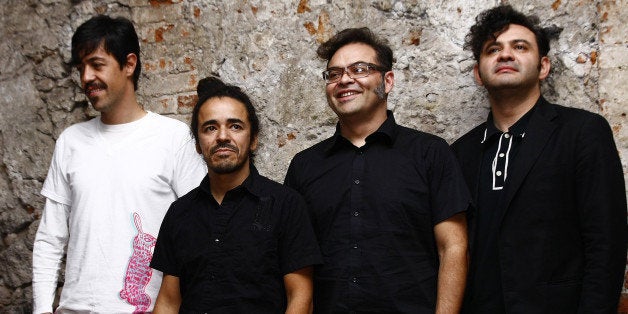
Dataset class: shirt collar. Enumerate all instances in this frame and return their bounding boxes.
[481,102,537,144]
[325,110,397,154]
[199,164,263,199]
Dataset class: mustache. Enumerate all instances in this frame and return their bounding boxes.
[210,143,238,154]
[84,82,107,91]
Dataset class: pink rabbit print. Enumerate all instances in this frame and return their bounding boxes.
[120,212,157,313]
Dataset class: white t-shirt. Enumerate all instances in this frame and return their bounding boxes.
[32,112,206,313]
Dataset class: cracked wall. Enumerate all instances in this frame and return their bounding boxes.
[0,0,626,311]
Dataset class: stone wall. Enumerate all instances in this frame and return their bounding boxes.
[0,0,625,312]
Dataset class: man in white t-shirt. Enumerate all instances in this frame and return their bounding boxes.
[32,15,206,313]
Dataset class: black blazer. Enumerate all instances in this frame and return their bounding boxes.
[452,97,627,313]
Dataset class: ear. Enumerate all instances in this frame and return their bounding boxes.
[124,53,138,78]
[538,56,551,81]
[384,70,394,94]
[250,134,259,152]
[473,63,484,86]
[195,141,202,154]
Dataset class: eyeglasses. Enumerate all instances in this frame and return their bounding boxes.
[322,62,388,84]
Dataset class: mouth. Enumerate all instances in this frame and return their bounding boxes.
[84,83,106,98]
[211,144,238,155]
[495,66,517,73]
[335,90,361,101]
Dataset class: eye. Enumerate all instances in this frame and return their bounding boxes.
[349,64,368,74]
[230,124,243,130]
[514,44,527,50]
[325,69,342,81]
[204,125,217,132]
[486,46,501,54]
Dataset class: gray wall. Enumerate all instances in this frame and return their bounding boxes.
[0,0,626,311]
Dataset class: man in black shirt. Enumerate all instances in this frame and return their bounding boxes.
[285,27,471,313]
[452,5,627,313]
[151,77,322,313]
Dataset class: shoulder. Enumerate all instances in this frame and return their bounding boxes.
[547,103,607,124]
[254,174,305,201]
[58,117,99,138]
[146,112,190,131]
[538,102,613,139]
[452,123,486,150]
[395,124,449,146]
[290,136,335,163]
[165,186,203,217]
[54,118,100,149]
[392,125,456,160]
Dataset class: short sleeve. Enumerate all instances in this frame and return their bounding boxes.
[426,138,472,224]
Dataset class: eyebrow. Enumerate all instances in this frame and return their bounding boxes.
[327,61,371,69]
[201,118,246,127]
[487,39,533,47]
[81,56,107,64]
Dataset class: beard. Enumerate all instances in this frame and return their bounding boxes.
[205,143,251,174]
[375,79,387,100]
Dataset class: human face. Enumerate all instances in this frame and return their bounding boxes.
[77,44,136,113]
[325,43,394,119]
[474,24,550,92]
[196,97,258,176]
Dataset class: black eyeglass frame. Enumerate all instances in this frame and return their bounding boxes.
[322,62,389,84]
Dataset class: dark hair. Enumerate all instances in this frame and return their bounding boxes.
[464,5,552,62]
[71,15,141,90]
[317,27,394,71]
[191,77,260,147]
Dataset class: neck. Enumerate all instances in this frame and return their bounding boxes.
[100,91,146,125]
[487,87,540,132]
[208,163,251,204]
[338,107,388,147]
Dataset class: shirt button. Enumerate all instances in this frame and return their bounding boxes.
[214,238,220,243]
[351,277,359,283]
[504,133,511,139]
[354,179,360,185]
[352,243,359,249]
[353,211,360,217]
[496,171,503,176]
[499,153,505,157]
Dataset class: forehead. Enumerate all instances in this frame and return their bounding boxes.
[79,44,116,64]
[328,43,378,67]
[488,24,537,46]
[198,96,249,123]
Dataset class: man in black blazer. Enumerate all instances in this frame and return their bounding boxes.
[452,5,627,313]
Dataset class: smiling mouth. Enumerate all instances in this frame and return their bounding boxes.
[337,91,360,98]
[85,84,106,98]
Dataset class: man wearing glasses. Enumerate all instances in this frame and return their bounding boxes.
[285,27,471,313]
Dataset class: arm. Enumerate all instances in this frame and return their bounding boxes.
[153,274,182,314]
[575,115,627,313]
[284,266,314,314]
[32,198,70,314]
[433,212,468,314]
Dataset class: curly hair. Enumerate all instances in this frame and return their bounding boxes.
[464,5,552,62]
[317,27,394,71]
[191,76,260,149]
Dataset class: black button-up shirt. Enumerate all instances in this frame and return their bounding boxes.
[285,111,470,313]
[469,107,535,313]
[151,166,322,313]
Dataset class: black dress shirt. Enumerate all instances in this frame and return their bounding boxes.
[151,166,322,313]
[285,111,471,313]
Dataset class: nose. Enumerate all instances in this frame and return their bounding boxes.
[216,127,230,142]
[497,46,514,62]
[338,69,355,84]
[81,66,95,85]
